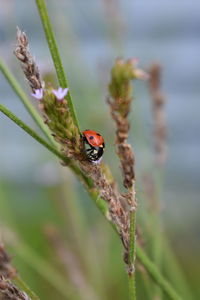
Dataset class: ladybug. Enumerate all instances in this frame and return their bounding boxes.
[82,130,105,163]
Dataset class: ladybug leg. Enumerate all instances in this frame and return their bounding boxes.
[85,145,96,161]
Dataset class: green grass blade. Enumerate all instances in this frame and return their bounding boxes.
[35,0,79,130]
[0,58,55,146]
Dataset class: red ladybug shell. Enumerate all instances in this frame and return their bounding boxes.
[82,130,104,148]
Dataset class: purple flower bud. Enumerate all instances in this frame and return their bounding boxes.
[31,89,43,100]
[52,87,69,101]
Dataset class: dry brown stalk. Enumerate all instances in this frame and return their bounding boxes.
[0,244,30,300]
[14,27,43,91]
[0,244,17,279]
[79,162,130,250]
[108,107,136,263]
[107,58,149,270]
[0,276,31,300]
[109,107,135,191]
[108,59,138,200]
[149,63,167,167]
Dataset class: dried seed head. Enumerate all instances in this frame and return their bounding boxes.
[0,244,17,279]
[0,276,31,300]
[14,27,43,91]
[108,58,143,190]
[107,58,147,268]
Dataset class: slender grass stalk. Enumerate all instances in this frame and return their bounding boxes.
[137,95,188,299]
[137,269,154,300]
[15,241,79,299]
[0,59,94,191]
[152,170,164,299]
[0,104,183,300]
[163,239,193,299]
[128,210,137,300]
[138,197,188,300]
[13,275,40,300]
[0,59,55,146]
[0,181,78,299]
[0,187,40,300]
[0,103,106,210]
[0,104,91,188]
[152,221,163,299]
[35,0,79,130]
[136,246,182,300]
[0,104,69,162]
[151,168,165,299]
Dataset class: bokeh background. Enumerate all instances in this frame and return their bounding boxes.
[0,0,199,299]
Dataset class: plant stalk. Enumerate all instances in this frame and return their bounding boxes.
[0,104,182,300]
[13,275,40,300]
[35,0,79,130]
[136,246,182,300]
[0,58,55,146]
[128,209,137,300]
[0,104,90,188]
[15,241,78,299]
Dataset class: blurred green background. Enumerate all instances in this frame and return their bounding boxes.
[0,0,199,299]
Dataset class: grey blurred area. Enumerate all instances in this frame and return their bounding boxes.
[0,0,199,269]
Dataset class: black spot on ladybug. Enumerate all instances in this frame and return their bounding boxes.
[96,133,101,136]
[89,136,94,140]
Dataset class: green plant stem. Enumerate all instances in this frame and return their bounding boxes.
[0,183,78,299]
[163,239,192,299]
[136,246,182,300]
[128,210,137,300]
[13,275,40,300]
[0,104,182,300]
[0,104,68,161]
[137,269,154,300]
[0,59,93,190]
[0,59,55,146]
[152,214,163,299]
[151,168,165,300]
[35,0,79,130]
[0,104,91,188]
[0,191,39,300]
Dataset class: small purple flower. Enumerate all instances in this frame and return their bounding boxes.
[52,87,69,101]
[31,89,43,100]
[134,69,149,80]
